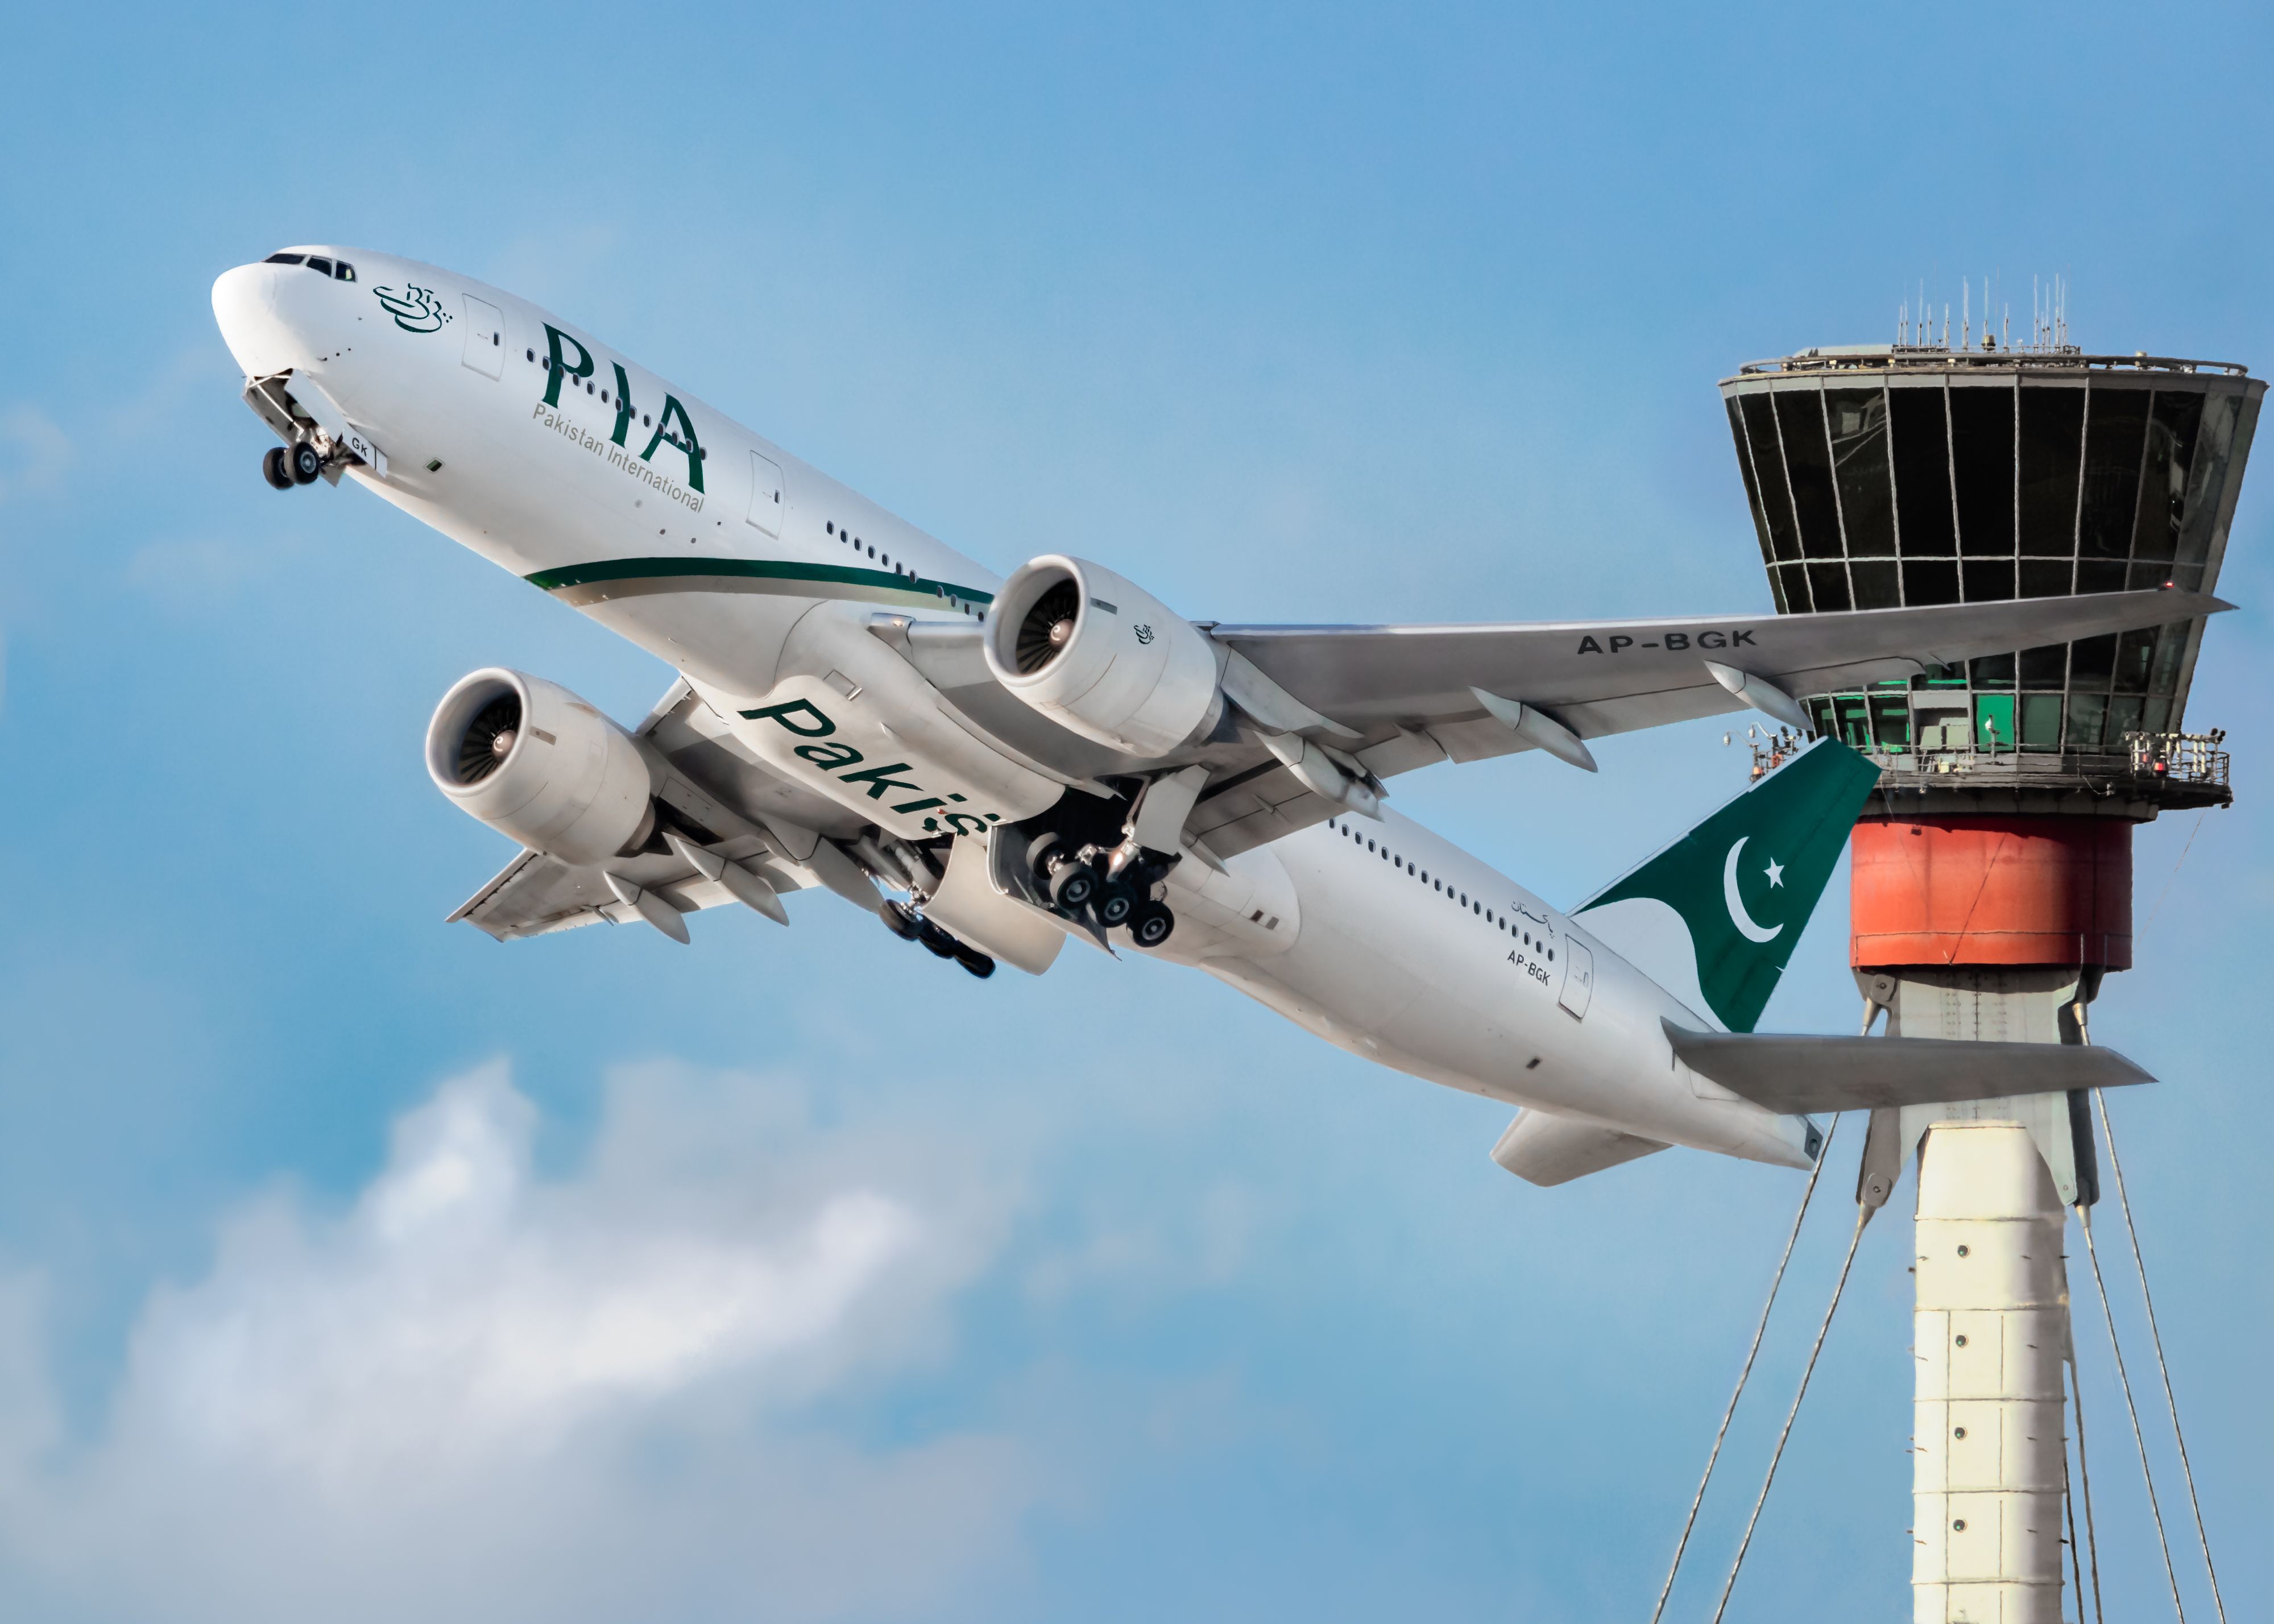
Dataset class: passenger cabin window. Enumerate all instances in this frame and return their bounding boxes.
[265,252,305,265]
[307,257,334,276]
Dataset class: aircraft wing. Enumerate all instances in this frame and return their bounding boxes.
[1210,589,2225,749]
[448,680,879,942]
[1183,589,2226,857]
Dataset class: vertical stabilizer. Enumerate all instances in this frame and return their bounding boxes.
[1573,740,1880,1031]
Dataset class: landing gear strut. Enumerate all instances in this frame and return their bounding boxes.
[1032,839,1176,948]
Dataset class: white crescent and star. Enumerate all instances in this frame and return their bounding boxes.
[1722,837,1783,943]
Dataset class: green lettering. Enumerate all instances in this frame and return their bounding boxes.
[640,393,706,493]
[610,362,636,448]
[739,698,835,736]
[890,796,947,815]
[836,761,922,801]
[541,324,594,408]
[794,741,864,769]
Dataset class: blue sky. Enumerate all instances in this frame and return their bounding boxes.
[1,3,2269,1618]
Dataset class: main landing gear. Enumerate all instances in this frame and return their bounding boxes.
[880,900,996,978]
[260,440,326,490]
[1035,840,1175,948]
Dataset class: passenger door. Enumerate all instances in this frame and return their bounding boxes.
[746,450,784,536]
[462,295,506,379]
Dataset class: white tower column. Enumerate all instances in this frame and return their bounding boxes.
[1912,1120,2069,1624]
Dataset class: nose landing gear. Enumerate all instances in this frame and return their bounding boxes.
[259,440,328,490]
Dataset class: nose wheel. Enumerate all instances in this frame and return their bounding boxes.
[262,441,327,489]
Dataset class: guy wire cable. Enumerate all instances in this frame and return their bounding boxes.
[1643,1113,1840,1624]
[2077,1204,2187,1622]
[1707,1201,1868,1624]
[2094,1088,2228,1624]
[2069,1337,2107,1624]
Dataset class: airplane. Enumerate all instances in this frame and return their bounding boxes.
[210,246,2178,1186]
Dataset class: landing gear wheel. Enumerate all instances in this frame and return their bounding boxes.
[952,944,996,979]
[1093,883,1136,930]
[1049,861,1096,910]
[289,441,324,484]
[1129,901,1175,949]
[916,918,961,959]
[880,900,921,942]
[261,446,293,490]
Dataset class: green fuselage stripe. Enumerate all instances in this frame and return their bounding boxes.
[525,556,996,604]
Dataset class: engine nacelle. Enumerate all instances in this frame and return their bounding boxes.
[983,554,1220,757]
[425,668,658,866]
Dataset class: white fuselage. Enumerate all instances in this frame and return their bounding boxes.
[213,248,1812,1172]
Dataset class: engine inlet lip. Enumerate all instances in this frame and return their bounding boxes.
[987,555,1088,689]
[426,668,534,797]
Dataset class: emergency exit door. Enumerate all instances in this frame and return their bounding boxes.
[1558,939,1595,1019]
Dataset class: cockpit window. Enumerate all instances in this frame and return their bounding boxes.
[264,252,305,265]
[307,256,334,276]
[333,261,355,281]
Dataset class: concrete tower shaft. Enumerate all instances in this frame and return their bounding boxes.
[1912,1122,2070,1624]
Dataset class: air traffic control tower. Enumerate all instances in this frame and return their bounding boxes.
[1721,334,2255,1004]
[1719,329,2258,1620]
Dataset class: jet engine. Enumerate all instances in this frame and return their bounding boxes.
[983,554,1220,757]
[425,668,658,865]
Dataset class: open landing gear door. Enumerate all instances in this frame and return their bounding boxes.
[925,835,1064,975]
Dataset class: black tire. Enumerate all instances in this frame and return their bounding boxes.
[262,446,293,490]
[1129,902,1175,949]
[954,945,996,979]
[289,441,324,484]
[1049,861,1095,910]
[880,900,921,942]
[1094,883,1136,929]
[916,918,960,959]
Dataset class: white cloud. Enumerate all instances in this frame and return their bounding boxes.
[0,1060,1032,1623]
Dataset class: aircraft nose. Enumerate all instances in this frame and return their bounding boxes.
[212,262,304,377]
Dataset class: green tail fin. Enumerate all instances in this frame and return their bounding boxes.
[1573,740,1882,1033]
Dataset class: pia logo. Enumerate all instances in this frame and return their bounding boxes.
[1133,624,1155,645]
[372,284,451,334]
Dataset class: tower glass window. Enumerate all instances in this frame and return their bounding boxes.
[1720,347,2258,781]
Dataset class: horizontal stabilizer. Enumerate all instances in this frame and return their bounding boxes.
[1664,1020,2153,1115]
[1490,1109,1668,1186]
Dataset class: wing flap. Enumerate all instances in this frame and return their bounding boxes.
[449,844,810,942]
